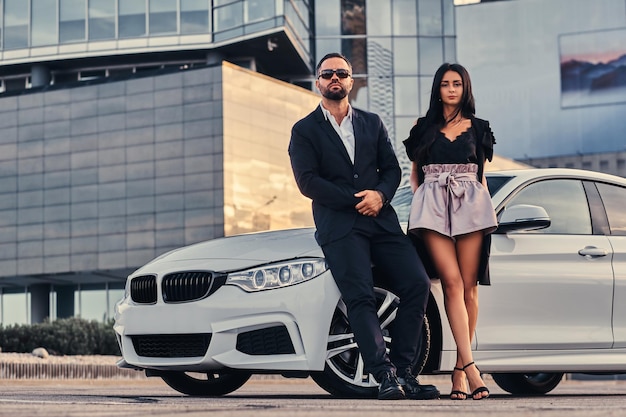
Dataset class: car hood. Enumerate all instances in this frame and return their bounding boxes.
[136,227,322,273]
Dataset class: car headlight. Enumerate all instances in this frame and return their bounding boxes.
[226,258,328,292]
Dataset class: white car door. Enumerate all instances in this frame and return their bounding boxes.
[477,178,614,350]
[595,182,626,348]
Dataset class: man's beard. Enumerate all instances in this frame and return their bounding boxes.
[321,84,348,100]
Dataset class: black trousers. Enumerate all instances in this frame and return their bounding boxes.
[321,215,431,380]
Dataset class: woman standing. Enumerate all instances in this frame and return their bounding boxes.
[403,63,497,400]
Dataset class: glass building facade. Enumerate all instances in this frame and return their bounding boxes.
[0,0,455,324]
[312,0,456,176]
[0,0,309,48]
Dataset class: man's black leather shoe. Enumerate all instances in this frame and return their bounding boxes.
[377,370,406,400]
[398,371,440,400]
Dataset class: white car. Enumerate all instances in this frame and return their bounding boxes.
[114,168,626,397]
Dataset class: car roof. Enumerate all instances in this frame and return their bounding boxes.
[487,168,626,186]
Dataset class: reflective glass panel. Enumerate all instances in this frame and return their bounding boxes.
[245,0,274,23]
[88,0,115,40]
[1,290,29,325]
[3,0,29,49]
[417,0,442,36]
[366,0,390,36]
[315,0,339,36]
[392,0,416,36]
[214,2,243,32]
[181,0,209,34]
[76,285,107,321]
[596,183,626,235]
[506,179,591,235]
[60,0,86,43]
[393,37,417,75]
[222,64,315,236]
[418,37,443,74]
[32,0,57,46]
[394,76,418,116]
[149,0,177,34]
[119,0,146,38]
[341,0,364,35]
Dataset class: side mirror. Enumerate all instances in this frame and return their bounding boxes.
[495,204,551,234]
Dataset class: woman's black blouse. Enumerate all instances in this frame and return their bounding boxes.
[403,116,496,185]
[426,129,479,165]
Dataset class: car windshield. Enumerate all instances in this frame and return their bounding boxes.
[391,175,513,224]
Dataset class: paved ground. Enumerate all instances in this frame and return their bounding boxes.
[0,375,625,417]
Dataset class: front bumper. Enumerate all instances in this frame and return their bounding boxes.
[114,271,340,373]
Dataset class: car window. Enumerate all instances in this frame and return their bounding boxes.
[485,175,513,197]
[505,179,591,235]
[391,186,412,224]
[596,182,626,236]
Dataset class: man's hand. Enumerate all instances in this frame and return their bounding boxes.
[354,190,384,217]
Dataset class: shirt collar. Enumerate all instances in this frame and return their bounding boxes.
[319,102,353,122]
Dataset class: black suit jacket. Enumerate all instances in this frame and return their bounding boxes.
[289,105,404,246]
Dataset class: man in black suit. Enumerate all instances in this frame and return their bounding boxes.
[288,53,439,400]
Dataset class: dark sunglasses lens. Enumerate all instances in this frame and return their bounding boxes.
[319,69,350,79]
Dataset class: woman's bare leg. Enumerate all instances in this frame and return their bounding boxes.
[456,231,488,399]
[422,230,471,398]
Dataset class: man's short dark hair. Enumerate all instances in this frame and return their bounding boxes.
[316,53,353,76]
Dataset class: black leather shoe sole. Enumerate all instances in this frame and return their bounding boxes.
[378,387,406,400]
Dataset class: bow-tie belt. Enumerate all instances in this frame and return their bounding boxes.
[423,171,478,234]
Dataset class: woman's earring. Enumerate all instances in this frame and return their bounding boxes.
[438,98,442,102]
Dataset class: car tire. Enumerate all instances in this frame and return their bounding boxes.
[159,371,252,396]
[311,287,431,398]
[492,372,564,395]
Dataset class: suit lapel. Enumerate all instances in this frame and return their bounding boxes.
[314,107,353,166]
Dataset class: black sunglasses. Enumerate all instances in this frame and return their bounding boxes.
[318,69,351,79]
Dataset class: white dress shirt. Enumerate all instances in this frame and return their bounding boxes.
[320,103,356,164]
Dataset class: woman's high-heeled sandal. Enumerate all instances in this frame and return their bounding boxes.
[449,366,468,400]
[462,361,490,400]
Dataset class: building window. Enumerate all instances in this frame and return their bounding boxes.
[2,76,29,92]
[119,0,146,38]
[214,1,243,32]
[392,0,417,36]
[32,0,58,46]
[60,0,86,43]
[79,69,106,81]
[600,160,609,172]
[88,0,116,41]
[245,0,274,23]
[417,0,443,36]
[149,0,177,35]
[3,0,29,49]
[181,0,209,34]
[341,0,366,76]
[1,289,29,325]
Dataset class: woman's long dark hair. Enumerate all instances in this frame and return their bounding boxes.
[416,63,476,163]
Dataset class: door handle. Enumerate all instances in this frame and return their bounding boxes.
[578,246,609,258]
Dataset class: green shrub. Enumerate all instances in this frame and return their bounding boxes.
[0,317,120,356]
